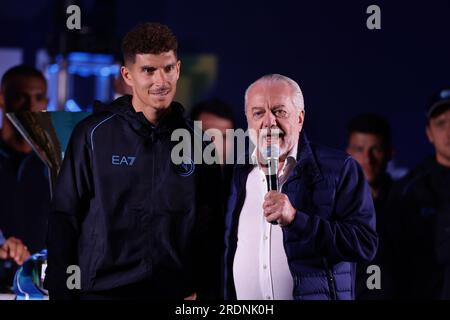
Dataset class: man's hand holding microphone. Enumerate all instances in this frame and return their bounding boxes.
[260,128,297,227]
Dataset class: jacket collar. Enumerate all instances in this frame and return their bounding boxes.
[289,132,323,185]
[235,132,323,186]
[250,139,298,165]
[105,95,186,139]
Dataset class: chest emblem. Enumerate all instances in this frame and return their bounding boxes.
[174,159,195,177]
[112,155,136,166]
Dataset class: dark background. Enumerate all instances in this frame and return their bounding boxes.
[1,0,449,170]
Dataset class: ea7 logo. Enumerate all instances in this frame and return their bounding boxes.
[112,155,136,166]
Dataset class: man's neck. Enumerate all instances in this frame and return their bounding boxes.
[1,120,32,154]
[141,107,159,125]
[132,97,170,125]
[369,174,388,200]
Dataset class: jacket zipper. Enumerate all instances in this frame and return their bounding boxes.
[322,258,337,300]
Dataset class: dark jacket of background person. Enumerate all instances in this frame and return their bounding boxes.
[0,139,49,289]
[391,156,450,299]
[355,173,396,299]
[224,134,378,300]
[44,95,223,300]
[0,140,49,254]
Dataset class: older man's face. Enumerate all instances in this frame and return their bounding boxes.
[246,81,304,161]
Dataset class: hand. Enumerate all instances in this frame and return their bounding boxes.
[184,292,197,300]
[263,191,297,226]
[0,237,30,265]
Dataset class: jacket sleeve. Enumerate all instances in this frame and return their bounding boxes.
[192,160,224,300]
[0,229,5,246]
[434,199,450,265]
[283,157,378,263]
[44,123,94,300]
[223,168,240,300]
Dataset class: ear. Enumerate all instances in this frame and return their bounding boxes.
[426,125,433,144]
[121,66,134,88]
[298,110,305,125]
[175,60,181,81]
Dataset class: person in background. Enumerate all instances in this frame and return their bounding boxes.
[392,88,450,299]
[190,98,236,298]
[0,230,30,265]
[191,98,236,194]
[346,113,395,299]
[0,229,30,291]
[0,65,50,290]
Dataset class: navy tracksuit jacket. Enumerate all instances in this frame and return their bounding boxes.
[45,95,223,299]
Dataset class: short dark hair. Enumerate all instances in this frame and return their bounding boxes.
[1,65,46,90]
[121,22,178,65]
[347,113,392,149]
[190,98,236,128]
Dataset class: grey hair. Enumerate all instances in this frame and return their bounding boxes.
[244,74,305,114]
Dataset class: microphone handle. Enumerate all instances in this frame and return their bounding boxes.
[266,174,278,225]
[266,158,279,190]
[266,174,278,191]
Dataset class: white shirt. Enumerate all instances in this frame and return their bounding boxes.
[233,144,298,300]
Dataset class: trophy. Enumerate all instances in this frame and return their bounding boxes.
[5,111,90,300]
[6,111,90,198]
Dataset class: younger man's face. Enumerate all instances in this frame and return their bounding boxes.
[122,51,180,114]
[2,76,48,112]
[198,112,234,165]
[347,132,391,185]
[427,108,450,167]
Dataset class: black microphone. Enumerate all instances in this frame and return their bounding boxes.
[263,144,280,225]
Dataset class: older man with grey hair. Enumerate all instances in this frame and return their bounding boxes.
[224,74,378,300]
